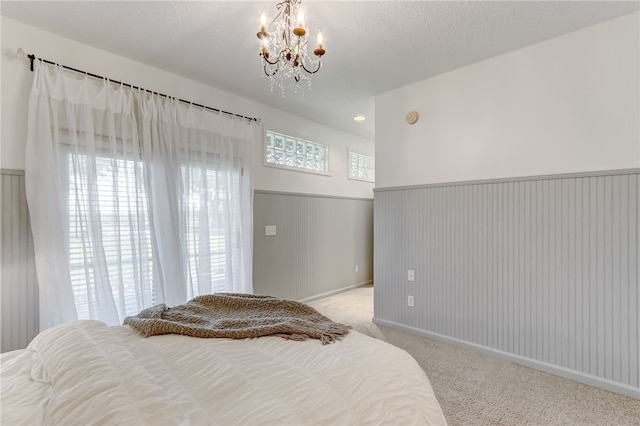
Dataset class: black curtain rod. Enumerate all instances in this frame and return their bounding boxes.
[27,54,261,123]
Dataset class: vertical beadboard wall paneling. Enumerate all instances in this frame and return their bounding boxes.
[253,192,312,300]
[1,170,39,353]
[253,190,373,302]
[373,169,640,398]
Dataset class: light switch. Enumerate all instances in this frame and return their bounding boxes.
[265,225,277,236]
[408,270,415,281]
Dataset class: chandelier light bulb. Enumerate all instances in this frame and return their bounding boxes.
[297,10,305,28]
[257,12,268,41]
[317,31,323,48]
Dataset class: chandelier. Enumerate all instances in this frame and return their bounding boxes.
[256,0,325,96]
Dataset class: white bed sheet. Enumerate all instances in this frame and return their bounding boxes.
[1,320,446,425]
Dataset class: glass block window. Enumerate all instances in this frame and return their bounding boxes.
[348,150,375,182]
[265,130,329,175]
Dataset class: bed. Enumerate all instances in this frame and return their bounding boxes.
[1,314,447,425]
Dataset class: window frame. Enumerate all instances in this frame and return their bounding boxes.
[347,149,375,183]
[263,130,331,176]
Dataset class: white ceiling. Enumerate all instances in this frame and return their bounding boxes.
[2,1,638,140]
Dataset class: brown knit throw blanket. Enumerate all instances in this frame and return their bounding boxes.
[123,293,351,345]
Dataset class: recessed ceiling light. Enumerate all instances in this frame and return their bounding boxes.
[353,115,366,122]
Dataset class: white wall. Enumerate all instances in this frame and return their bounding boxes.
[375,12,640,188]
[1,17,374,198]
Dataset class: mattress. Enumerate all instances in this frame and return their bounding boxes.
[1,320,447,425]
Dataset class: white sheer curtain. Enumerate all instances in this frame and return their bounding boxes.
[25,63,258,330]
[139,94,255,304]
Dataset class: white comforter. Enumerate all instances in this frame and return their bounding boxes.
[1,320,447,425]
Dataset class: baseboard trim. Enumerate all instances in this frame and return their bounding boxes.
[300,281,373,303]
[372,317,640,400]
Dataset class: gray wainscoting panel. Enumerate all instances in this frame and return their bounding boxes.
[1,170,39,353]
[254,191,373,301]
[253,193,313,300]
[374,170,639,393]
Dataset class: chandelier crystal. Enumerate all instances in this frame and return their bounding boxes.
[256,0,325,97]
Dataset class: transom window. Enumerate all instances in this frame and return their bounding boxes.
[265,130,329,175]
[348,150,375,182]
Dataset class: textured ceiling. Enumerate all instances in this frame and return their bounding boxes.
[2,1,638,140]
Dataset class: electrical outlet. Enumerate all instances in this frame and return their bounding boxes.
[407,295,414,307]
[265,225,277,236]
[408,269,415,282]
[355,265,359,273]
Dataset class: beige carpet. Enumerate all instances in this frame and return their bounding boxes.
[308,285,640,426]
